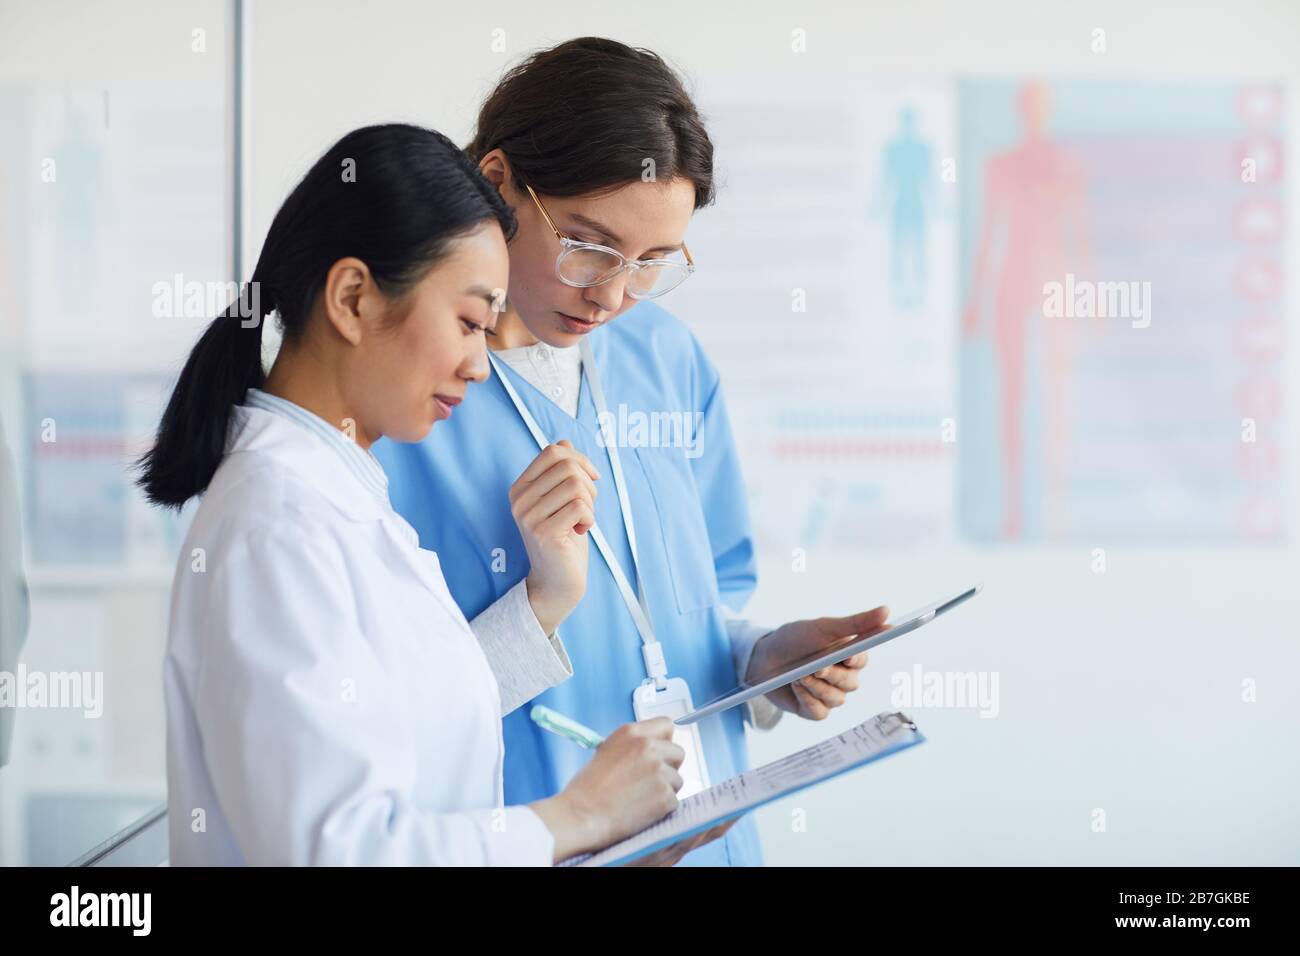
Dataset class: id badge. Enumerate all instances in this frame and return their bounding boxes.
[632,677,712,798]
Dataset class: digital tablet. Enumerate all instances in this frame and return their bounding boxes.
[676,584,982,725]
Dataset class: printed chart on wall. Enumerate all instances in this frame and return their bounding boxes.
[676,76,960,553]
[958,78,1288,544]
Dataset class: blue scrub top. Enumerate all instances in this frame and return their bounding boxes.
[374,301,764,866]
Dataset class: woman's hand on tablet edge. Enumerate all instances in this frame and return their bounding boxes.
[745,606,888,720]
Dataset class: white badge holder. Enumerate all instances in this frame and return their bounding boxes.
[632,676,712,799]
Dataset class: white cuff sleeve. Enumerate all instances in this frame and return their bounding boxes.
[722,610,784,732]
[470,580,574,716]
[491,806,557,867]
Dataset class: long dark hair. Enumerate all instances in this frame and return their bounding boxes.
[137,123,516,508]
[465,37,716,208]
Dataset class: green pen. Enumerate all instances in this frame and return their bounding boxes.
[530,705,606,750]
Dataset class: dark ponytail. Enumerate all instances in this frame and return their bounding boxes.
[137,123,516,508]
[465,37,716,208]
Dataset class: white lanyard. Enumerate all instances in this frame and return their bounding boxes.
[488,340,668,689]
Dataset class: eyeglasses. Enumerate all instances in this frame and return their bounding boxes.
[524,183,696,300]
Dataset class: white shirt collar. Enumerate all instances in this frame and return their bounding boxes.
[493,341,583,418]
[241,388,390,506]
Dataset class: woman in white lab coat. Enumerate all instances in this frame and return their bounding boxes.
[137,124,706,865]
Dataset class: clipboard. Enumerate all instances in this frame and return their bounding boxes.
[558,710,925,867]
[677,584,982,725]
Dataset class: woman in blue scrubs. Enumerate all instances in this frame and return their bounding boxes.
[374,38,890,866]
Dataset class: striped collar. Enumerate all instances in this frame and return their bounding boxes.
[242,388,389,505]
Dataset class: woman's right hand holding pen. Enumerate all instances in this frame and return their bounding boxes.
[530,718,684,863]
[509,440,600,636]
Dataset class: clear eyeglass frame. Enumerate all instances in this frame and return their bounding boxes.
[524,183,696,299]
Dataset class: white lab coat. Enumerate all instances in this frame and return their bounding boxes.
[164,399,555,865]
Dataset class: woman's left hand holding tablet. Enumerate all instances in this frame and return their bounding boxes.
[746,606,889,720]
[509,440,600,635]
